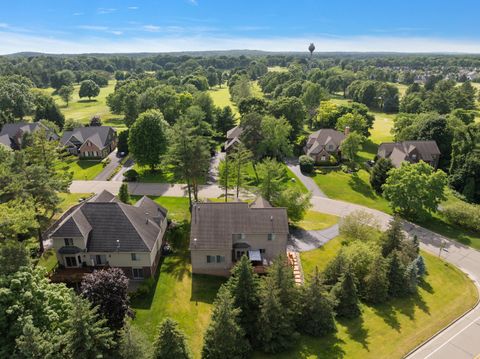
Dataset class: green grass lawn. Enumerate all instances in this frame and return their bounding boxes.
[56,159,104,180]
[314,169,392,213]
[267,66,288,72]
[207,85,239,117]
[37,249,58,273]
[48,80,127,131]
[57,192,92,215]
[130,195,191,222]
[244,161,308,194]
[296,211,339,231]
[132,164,177,183]
[253,236,478,359]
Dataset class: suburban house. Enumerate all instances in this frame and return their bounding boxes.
[189,197,289,276]
[224,125,243,151]
[0,122,58,150]
[303,128,348,164]
[48,190,168,280]
[60,126,117,159]
[376,141,441,168]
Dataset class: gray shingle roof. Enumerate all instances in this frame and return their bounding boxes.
[250,196,272,209]
[50,191,167,253]
[0,122,58,149]
[377,141,441,167]
[190,202,289,250]
[60,126,116,149]
[305,129,345,155]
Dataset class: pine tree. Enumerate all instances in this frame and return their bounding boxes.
[323,250,347,285]
[62,296,115,359]
[257,278,298,353]
[202,287,250,359]
[415,255,427,277]
[405,261,419,294]
[268,255,298,313]
[117,322,151,359]
[413,235,420,255]
[118,183,130,203]
[331,270,361,319]
[387,251,406,297]
[364,256,389,304]
[299,268,336,337]
[15,317,56,358]
[227,255,260,344]
[153,318,192,359]
[381,216,406,257]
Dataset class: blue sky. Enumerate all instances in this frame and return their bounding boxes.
[1,0,480,54]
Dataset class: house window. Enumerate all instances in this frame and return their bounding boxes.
[321,156,326,161]
[64,238,74,246]
[65,256,77,267]
[232,233,246,242]
[328,145,334,151]
[132,268,144,279]
[268,233,276,241]
[207,255,225,263]
[216,255,225,263]
[236,250,246,260]
[259,249,266,254]
[131,253,138,261]
[206,255,214,263]
[92,255,107,265]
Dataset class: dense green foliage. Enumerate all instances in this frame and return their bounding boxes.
[153,318,192,359]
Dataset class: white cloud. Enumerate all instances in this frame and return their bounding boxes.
[2,31,480,54]
[0,23,8,28]
[187,0,198,5]
[142,25,161,32]
[77,25,109,31]
[97,8,116,14]
[109,31,123,36]
[128,6,139,10]
[73,12,84,16]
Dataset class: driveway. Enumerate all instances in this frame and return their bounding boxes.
[207,150,225,184]
[110,157,134,182]
[285,159,327,197]
[94,150,122,181]
[288,224,339,252]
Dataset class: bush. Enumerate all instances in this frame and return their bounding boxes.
[442,201,480,232]
[101,157,111,167]
[339,210,381,242]
[299,155,315,173]
[124,169,139,182]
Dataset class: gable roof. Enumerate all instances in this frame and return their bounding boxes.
[227,125,243,140]
[0,122,58,149]
[250,196,272,209]
[60,126,116,149]
[50,191,167,253]
[377,141,441,167]
[190,202,289,250]
[306,129,345,155]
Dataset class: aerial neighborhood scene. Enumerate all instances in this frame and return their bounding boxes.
[2,1,480,358]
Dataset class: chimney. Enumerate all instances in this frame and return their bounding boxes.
[145,212,149,224]
[344,126,350,136]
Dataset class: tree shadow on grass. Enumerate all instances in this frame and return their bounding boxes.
[190,274,225,304]
[77,99,98,103]
[160,254,191,281]
[348,172,376,200]
[338,314,370,350]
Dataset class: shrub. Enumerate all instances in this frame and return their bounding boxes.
[101,157,111,167]
[442,201,480,232]
[124,169,139,182]
[339,210,381,242]
[299,155,315,173]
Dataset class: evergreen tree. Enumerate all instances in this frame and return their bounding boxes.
[117,322,151,359]
[331,270,361,319]
[153,318,192,359]
[202,288,250,359]
[370,157,393,193]
[415,255,427,277]
[118,183,130,203]
[404,261,419,294]
[412,235,420,255]
[323,250,348,285]
[268,255,298,313]
[299,268,336,337]
[257,278,298,353]
[387,251,406,297]
[15,317,55,358]
[381,217,406,257]
[62,296,115,358]
[364,256,389,304]
[227,255,260,344]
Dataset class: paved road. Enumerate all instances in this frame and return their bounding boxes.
[207,151,225,184]
[94,150,122,181]
[288,224,339,252]
[285,159,327,197]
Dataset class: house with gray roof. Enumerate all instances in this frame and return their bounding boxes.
[49,190,168,280]
[304,128,348,164]
[377,140,441,168]
[60,126,117,159]
[0,122,58,150]
[224,125,243,151]
[189,199,289,276]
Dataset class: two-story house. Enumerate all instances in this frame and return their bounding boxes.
[303,128,348,164]
[189,197,289,276]
[376,140,441,168]
[49,190,168,280]
[0,122,58,150]
[60,126,117,159]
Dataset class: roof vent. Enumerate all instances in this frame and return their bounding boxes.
[145,212,149,224]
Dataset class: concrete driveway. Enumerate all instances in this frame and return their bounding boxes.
[286,158,327,197]
[94,150,121,181]
[288,224,339,252]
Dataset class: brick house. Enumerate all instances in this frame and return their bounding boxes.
[60,126,117,159]
[304,128,348,164]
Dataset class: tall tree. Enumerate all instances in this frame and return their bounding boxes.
[256,158,286,202]
[299,268,336,337]
[387,251,406,297]
[118,183,130,204]
[364,256,389,304]
[381,216,406,257]
[202,287,250,359]
[153,318,192,359]
[340,132,364,164]
[331,270,361,319]
[269,97,306,139]
[370,157,393,193]
[273,187,312,223]
[229,143,252,198]
[128,109,169,171]
[33,92,65,129]
[79,79,100,100]
[58,84,74,106]
[81,268,130,331]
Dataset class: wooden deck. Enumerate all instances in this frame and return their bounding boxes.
[49,267,95,283]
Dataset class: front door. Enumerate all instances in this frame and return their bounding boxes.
[65,256,78,267]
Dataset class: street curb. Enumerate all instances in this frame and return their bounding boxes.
[402,270,480,358]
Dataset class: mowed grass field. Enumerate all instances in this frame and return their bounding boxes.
[252,236,478,359]
[56,159,104,180]
[207,85,239,117]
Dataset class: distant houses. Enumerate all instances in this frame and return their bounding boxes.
[189,197,289,276]
[224,125,243,152]
[48,190,168,281]
[0,122,58,150]
[376,141,441,168]
[60,126,117,159]
[303,128,348,164]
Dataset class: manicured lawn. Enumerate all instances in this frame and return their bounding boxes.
[130,195,191,223]
[207,85,238,117]
[244,161,308,194]
[37,249,58,273]
[296,211,339,231]
[313,169,392,213]
[132,164,177,183]
[57,159,104,180]
[267,66,288,72]
[57,192,92,215]
[253,236,478,359]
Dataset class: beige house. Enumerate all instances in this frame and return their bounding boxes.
[304,128,348,164]
[377,141,441,168]
[190,198,289,276]
[48,190,168,280]
[224,125,243,152]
